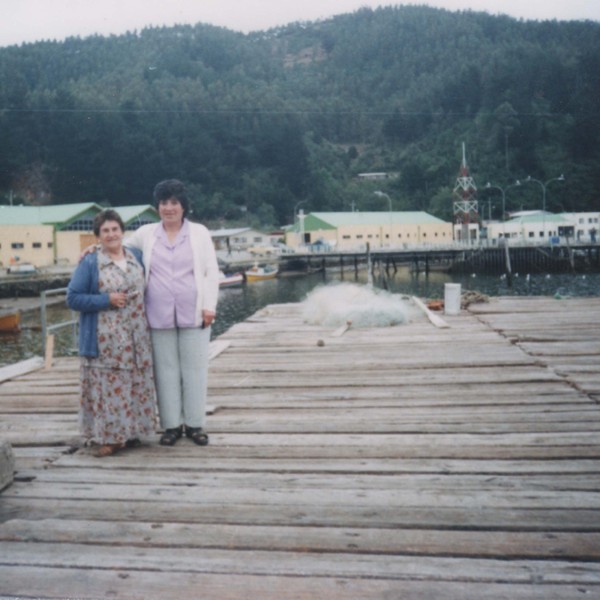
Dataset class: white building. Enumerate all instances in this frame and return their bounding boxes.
[210,227,281,252]
[484,211,599,244]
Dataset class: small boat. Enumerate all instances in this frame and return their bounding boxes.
[245,264,278,282]
[219,271,244,288]
[0,309,21,333]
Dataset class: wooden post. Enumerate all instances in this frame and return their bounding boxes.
[44,334,55,370]
[504,243,513,287]
[566,239,575,272]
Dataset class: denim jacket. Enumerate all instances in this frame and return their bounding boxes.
[67,248,143,357]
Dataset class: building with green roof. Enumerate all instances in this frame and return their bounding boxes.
[0,203,158,267]
[285,211,453,250]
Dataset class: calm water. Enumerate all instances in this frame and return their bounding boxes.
[2,267,599,367]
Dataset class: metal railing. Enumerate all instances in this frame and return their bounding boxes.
[40,287,78,355]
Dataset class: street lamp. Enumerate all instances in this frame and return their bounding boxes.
[294,200,307,246]
[484,181,521,239]
[523,175,565,240]
[293,200,307,223]
[374,191,393,247]
[485,182,505,225]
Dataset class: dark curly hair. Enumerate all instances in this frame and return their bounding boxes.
[153,179,189,218]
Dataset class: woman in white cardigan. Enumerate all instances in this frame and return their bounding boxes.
[126,179,219,446]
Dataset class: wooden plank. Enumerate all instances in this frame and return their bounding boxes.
[6,480,600,511]
[330,320,352,336]
[25,468,600,493]
[43,334,54,370]
[50,454,600,476]
[0,393,591,414]
[411,295,450,328]
[9,420,600,438]
[208,366,565,388]
[1,567,595,600]
[518,341,600,356]
[0,357,44,383]
[208,339,231,360]
[4,518,600,560]
[7,436,600,459]
[7,410,600,436]
[3,541,600,584]
[11,445,71,472]
[3,497,599,531]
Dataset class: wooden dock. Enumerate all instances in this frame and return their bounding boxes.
[278,244,600,275]
[1,296,600,599]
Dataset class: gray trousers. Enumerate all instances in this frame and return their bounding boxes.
[150,327,211,430]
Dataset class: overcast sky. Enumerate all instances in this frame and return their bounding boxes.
[2,0,599,48]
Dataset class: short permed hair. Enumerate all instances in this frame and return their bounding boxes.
[153,179,190,218]
[93,209,125,237]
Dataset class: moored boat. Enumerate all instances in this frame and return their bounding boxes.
[245,264,278,282]
[219,271,244,288]
[0,309,21,333]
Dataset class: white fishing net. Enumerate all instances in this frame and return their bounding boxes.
[301,282,421,328]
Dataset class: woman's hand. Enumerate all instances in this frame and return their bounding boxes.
[109,292,128,309]
[202,310,216,328]
[79,243,99,261]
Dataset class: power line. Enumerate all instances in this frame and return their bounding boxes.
[0,107,585,117]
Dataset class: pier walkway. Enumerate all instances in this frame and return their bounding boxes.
[277,243,600,274]
[1,296,600,598]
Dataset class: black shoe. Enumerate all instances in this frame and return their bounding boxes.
[185,427,209,446]
[159,426,183,446]
[125,438,142,448]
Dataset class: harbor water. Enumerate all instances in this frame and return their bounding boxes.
[1,267,599,367]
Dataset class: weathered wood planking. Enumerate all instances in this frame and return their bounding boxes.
[1,296,600,599]
[0,567,595,600]
[471,296,600,399]
[0,357,44,384]
[3,518,600,560]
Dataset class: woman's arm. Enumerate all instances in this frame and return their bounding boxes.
[66,258,111,313]
[124,226,144,251]
[201,227,220,313]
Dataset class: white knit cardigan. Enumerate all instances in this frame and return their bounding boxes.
[126,220,219,327]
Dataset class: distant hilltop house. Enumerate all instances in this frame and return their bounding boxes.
[356,172,398,181]
[285,211,453,250]
[0,203,159,268]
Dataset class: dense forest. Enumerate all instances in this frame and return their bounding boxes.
[0,5,599,227]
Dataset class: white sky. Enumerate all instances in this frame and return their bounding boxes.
[2,0,599,48]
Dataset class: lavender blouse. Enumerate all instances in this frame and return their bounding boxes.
[144,220,198,329]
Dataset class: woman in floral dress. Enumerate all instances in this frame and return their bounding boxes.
[67,209,157,456]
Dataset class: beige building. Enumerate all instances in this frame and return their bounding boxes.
[285,211,453,250]
[0,204,159,268]
[1,223,55,268]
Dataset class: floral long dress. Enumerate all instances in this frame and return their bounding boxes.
[80,249,157,445]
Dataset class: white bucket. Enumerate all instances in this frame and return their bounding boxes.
[444,283,461,315]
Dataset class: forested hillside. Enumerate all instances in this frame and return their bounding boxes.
[1,5,599,226]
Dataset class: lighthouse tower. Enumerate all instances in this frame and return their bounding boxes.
[452,143,479,242]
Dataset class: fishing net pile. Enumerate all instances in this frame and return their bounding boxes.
[302,282,420,328]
